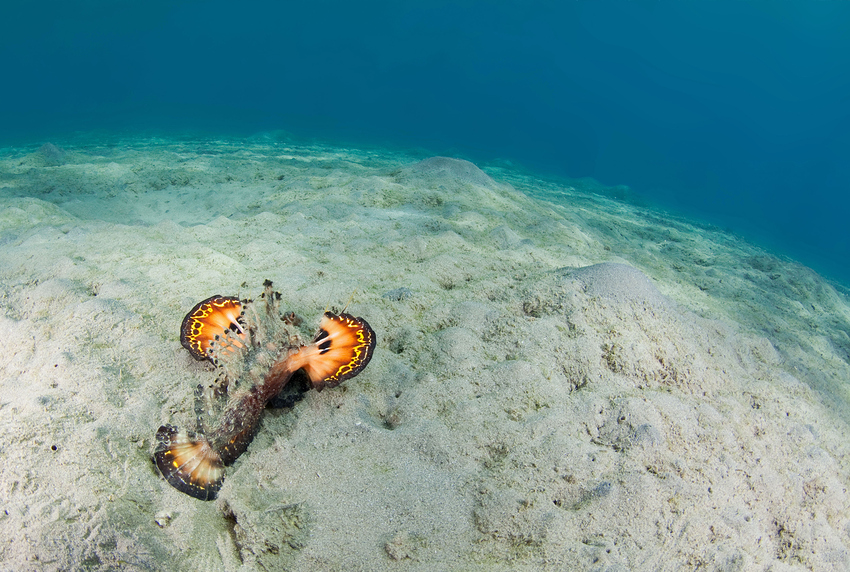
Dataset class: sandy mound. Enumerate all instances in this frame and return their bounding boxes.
[561,262,669,306]
[392,156,498,188]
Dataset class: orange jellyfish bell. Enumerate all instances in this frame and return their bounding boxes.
[287,311,376,391]
[154,424,224,501]
[180,295,246,361]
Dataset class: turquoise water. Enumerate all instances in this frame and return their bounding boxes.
[2,1,849,286]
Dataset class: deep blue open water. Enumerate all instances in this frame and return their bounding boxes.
[2,0,848,285]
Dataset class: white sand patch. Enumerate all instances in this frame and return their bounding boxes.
[1,136,848,570]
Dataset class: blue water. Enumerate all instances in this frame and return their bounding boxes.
[3,0,849,285]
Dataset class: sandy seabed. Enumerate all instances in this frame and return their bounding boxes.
[1,133,849,571]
